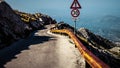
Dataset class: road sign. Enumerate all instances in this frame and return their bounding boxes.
[71,9,80,17]
[70,0,81,9]
[70,0,81,18]
[70,0,81,34]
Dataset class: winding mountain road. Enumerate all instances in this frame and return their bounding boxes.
[0,25,85,68]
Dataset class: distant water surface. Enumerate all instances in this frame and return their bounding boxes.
[5,0,120,42]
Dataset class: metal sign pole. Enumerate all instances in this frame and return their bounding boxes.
[74,19,76,34]
[70,0,81,35]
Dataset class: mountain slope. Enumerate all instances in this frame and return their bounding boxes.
[0,1,56,48]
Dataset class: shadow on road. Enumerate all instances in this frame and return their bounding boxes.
[0,31,53,68]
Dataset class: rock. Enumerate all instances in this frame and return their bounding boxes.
[55,22,74,31]
[0,1,28,34]
[115,42,120,47]
[14,10,57,29]
[0,1,29,48]
[110,47,120,57]
[0,1,57,49]
[40,15,56,25]
[29,21,43,30]
[78,28,116,49]
[77,28,120,68]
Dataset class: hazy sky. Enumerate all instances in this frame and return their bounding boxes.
[5,0,120,20]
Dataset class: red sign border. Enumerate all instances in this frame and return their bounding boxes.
[70,0,81,9]
[71,9,80,17]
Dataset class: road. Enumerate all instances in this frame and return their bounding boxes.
[0,25,85,68]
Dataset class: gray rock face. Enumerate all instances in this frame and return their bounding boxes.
[0,1,57,49]
[78,28,116,49]
[0,1,27,34]
[0,1,28,48]
[78,28,120,68]
[37,14,56,25]
[56,22,74,31]
[14,11,57,30]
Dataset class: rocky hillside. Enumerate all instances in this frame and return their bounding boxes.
[0,1,56,49]
[14,10,56,30]
[55,22,120,68]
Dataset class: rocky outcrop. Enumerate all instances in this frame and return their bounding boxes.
[78,28,120,68]
[0,1,56,49]
[14,10,56,30]
[0,1,29,48]
[78,28,116,49]
[54,22,120,68]
[56,22,74,31]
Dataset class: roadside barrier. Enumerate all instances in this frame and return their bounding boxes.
[50,29,110,68]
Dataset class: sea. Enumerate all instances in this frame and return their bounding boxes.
[38,9,120,43]
[5,0,120,43]
[38,10,120,43]
[54,15,120,43]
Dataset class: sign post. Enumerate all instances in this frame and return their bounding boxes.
[70,0,81,34]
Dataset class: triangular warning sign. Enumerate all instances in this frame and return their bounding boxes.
[70,0,81,9]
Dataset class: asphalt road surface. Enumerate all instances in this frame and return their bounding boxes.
[0,25,85,68]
